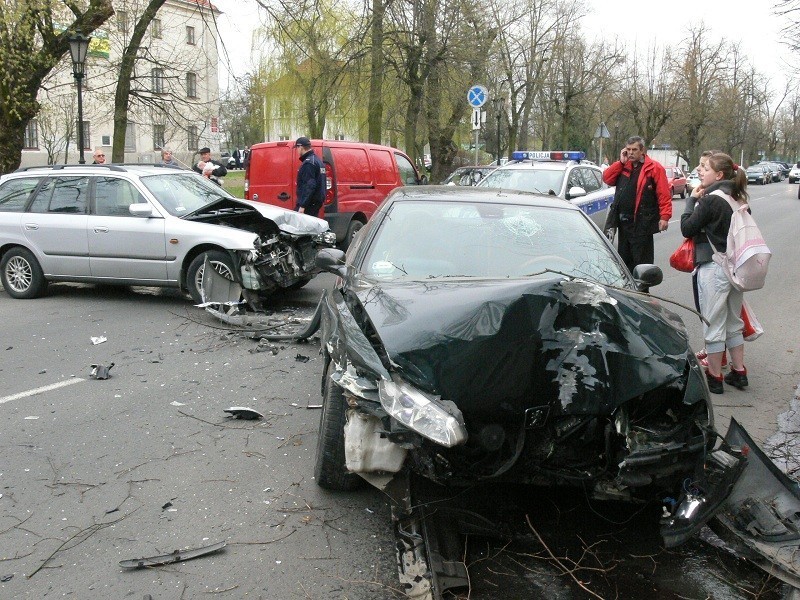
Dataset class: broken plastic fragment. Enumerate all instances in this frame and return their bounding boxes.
[119,540,226,568]
[295,354,310,363]
[91,336,107,345]
[223,406,264,420]
[90,363,115,380]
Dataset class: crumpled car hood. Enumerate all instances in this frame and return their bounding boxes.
[183,197,330,235]
[355,276,690,415]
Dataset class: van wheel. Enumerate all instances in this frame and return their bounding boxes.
[187,250,235,304]
[315,362,362,491]
[1,247,48,299]
[339,219,364,251]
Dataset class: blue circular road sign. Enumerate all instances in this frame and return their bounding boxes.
[468,85,488,108]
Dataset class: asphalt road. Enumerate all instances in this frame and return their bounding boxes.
[0,180,798,599]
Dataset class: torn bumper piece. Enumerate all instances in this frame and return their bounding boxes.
[707,418,800,588]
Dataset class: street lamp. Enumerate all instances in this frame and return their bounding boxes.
[492,95,504,165]
[68,33,91,164]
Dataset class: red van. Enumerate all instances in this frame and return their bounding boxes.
[244,140,426,248]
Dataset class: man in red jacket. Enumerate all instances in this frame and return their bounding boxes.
[603,136,672,272]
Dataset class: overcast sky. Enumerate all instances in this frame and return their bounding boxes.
[213,0,791,92]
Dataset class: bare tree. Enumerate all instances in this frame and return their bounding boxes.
[0,0,114,174]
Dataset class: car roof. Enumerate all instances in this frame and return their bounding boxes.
[6,164,189,178]
[387,184,584,211]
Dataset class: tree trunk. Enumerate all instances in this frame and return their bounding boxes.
[112,0,168,163]
[367,0,384,144]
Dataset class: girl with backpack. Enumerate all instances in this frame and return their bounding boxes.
[680,153,749,394]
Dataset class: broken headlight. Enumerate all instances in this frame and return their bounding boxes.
[379,377,467,447]
[315,231,337,246]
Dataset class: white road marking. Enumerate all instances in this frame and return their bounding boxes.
[0,378,84,406]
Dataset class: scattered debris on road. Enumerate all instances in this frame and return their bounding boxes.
[224,406,264,420]
[119,540,227,568]
[90,336,107,345]
[89,363,114,380]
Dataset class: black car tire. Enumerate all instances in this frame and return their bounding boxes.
[339,219,365,251]
[679,187,686,199]
[670,186,674,198]
[186,250,235,304]
[315,362,362,491]
[1,247,48,299]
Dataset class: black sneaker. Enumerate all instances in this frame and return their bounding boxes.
[724,369,749,390]
[706,370,724,394]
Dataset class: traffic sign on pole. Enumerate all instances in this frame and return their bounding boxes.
[468,85,488,108]
[472,108,481,130]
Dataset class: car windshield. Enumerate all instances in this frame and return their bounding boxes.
[140,173,233,216]
[361,200,628,286]
[479,168,565,195]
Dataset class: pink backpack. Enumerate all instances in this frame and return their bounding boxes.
[709,190,771,292]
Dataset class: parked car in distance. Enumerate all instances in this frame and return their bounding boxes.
[664,166,687,198]
[441,166,496,186]
[312,184,749,551]
[789,163,800,183]
[762,162,784,182]
[245,140,426,250]
[0,164,336,302]
[686,168,701,193]
[746,165,771,185]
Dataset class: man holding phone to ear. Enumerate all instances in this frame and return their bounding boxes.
[602,135,672,272]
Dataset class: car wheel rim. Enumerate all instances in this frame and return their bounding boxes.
[194,259,234,293]
[5,256,33,293]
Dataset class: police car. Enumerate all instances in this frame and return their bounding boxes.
[476,150,614,228]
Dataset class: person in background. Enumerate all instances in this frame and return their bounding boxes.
[192,146,227,185]
[92,148,106,164]
[159,148,181,168]
[602,136,672,272]
[294,136,326,216]
[688,149,728,369]
[680,152,748,394]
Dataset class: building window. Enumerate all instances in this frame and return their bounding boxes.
[278,135,290,141]
[335,133,345,141]
[117,10,128,32]
[186,72,197,98]
[187,125,199,151]
[151,68,165,94]
[186,26,195,45]
[24,120,39,149]
[125,123,136,152]
[153,125,166,150]
[151,19,162,39]
[101,135,111,146]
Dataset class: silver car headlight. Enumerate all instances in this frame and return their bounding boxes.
[315,231,337,246]
[379,377,467,447]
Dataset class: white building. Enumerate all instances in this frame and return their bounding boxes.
[20,0,222,168]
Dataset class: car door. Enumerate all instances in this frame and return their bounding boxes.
[569,167,614,229]
[24,176,90,277]
[87,176,169,282]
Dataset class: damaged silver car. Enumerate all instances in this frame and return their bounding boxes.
[0,165,336,302]
[314,188,731,526]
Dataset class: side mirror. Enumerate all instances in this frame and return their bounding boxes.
[566,186,587,200]
[632,264,663,292]
[316,247,347,277]
[129,203,154,217]
[417,175,429,185]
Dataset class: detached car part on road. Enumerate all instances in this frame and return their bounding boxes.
[311,186,800,594]
[0,165,336,303]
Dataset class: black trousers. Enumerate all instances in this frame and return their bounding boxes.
[617,221,654,273]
